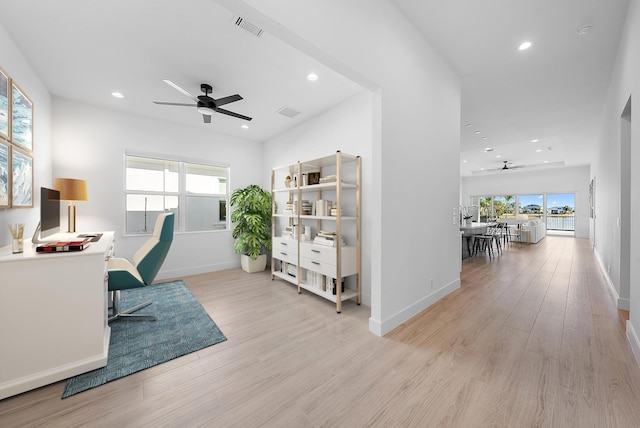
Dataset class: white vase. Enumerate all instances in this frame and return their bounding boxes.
[240,254,267,273]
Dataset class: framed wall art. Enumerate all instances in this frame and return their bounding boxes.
[12,81,33,151]
[307,171,321,185]
[11,148,33,207]
[0,67,9,141]
[0,140,9,207]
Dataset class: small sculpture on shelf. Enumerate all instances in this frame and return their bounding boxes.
[284,175,291,188]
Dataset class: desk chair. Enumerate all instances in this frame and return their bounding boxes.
[107,212,174,322]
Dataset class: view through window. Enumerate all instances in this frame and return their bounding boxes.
[125,154,229,234]
[470,193,575,232]
[546,193,575,232]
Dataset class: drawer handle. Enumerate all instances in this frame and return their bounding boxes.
[280,252,288,256]
[280,242,288,246]
[311,249,321,253]
[311,261,321,265]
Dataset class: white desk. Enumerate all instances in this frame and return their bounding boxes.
[0,232,114,399]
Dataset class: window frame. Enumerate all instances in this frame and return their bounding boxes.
[124,151,230,235]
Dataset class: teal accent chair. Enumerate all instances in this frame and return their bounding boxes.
[107,212,174,322]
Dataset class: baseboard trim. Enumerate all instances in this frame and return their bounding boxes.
[593,249,622,307]
[619,297,631,311]
[369,277,460,337]
[157,261,240,281]
[626,320,640,367]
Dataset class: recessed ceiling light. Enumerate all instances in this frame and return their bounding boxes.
[496,155,502,158]
[482,136,488,140]
[577,25,592,36]
[306,73,319,81]
[111,92,124,98]
[241,124,249,129]
[531,139,539,143]
[484,148,494,152]
[462,160,468,163]
[544,160,549,163]
[536,149,542,152]
[464,123,473,128]
[518,41,532,51]
[474,131,481,135]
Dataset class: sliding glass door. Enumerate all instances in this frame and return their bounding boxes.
[547,193,575,232]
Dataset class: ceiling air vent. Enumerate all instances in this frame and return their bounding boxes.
[277,106,301,118]
[234,16,263,37]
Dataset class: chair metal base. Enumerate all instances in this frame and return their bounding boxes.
[108,290,156,322]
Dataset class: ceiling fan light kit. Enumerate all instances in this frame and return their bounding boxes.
[153,80,252,123]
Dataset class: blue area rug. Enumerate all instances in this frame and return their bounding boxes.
[62,280,226,398]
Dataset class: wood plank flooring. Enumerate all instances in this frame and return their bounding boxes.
[1,236,639,427]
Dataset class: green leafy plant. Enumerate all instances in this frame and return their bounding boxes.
[230,184,272,260]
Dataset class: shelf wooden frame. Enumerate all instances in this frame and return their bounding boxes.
[270,151,361,312]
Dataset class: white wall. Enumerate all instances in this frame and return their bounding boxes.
[263,91,373,306]
[52,97,264,280]
[0,24,53,247]
[461,165,591,239]
[594,0,640,363]
[223,0,462,335]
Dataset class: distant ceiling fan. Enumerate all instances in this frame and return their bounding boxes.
[493,160,525,171]
[153,80,252,123]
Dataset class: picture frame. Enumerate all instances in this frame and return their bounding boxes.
[307,171,321,185]
[0,140,9,207]
[0,67,9,142]
[11,148,33,207]
[12,81,33,151]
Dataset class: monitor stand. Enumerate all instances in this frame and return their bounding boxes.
[31,222,49,244]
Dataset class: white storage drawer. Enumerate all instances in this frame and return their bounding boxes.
[272,249,298,265]
[272,237,298,255]
[300,243,337,264]
[300,245,357,277]
[300,256,337,277]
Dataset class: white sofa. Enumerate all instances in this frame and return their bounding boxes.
[521,219,546,243]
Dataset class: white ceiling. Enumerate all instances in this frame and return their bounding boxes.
[0,0,631,177]
[391,0,630,176]
[0,0,364,142]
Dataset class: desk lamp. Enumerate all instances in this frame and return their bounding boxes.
[54,178,88,233]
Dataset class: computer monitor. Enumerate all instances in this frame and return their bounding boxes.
[32,187,60,243]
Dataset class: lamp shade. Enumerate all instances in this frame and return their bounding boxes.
[53,178,88,201]
[516,214,529,221]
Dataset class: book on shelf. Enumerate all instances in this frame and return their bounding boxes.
[319,175,342,184]
[313,235,346,247]
[36,238,91,253]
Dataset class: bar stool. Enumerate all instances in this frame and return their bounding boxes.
[472,227,501,260]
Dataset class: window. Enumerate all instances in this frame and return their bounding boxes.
[125,154,229,234]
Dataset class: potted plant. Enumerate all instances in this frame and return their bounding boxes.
[230,184,272,273]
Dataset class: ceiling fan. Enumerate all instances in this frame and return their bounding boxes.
[153,80,252,123]
[494,160,525,171]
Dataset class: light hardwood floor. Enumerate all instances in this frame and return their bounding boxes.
[2,236,640,427]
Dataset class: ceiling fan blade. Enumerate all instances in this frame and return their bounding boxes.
[153,101,196,107]
[203,114,212,124]
[215,108,252,121]
[162,79,198,102]
[214,94,243,106]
